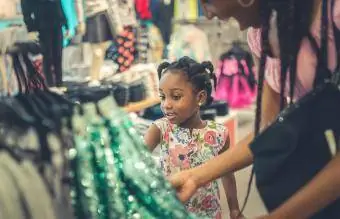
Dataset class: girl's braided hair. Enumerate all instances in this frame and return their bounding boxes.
[157,56,217,106]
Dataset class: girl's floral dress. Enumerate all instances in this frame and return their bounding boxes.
[154,118,229,219]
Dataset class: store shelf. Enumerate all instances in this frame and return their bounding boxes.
[123,97,160,112]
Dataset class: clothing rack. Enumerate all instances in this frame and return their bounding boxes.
[6,41,41,55]
[0,79,196,218]
[171,17,223,25]
[0,41,44,97]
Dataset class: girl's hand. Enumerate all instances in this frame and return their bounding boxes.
[168,170,198,202]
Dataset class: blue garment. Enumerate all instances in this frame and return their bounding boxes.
[150,0,173,45]
[198,0,204,16]
[61,0,78,46]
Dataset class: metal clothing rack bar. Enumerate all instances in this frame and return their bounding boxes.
[171,17,223,25]
[6,41,41,55]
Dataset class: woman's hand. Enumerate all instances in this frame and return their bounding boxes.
[230,209,246,219]
[168,170,198,202]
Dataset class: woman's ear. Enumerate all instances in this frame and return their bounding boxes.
[197,90,207,106]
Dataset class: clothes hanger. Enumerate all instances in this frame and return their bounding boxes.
[5,44,56,168]
[12,52,54,129]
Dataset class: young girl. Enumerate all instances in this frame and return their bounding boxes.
[144,57,243,219]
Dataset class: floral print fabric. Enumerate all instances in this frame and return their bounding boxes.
[154,118,229,219]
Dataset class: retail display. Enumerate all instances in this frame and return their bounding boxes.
[0,41,45,96]
[74,0,137,82]
[104,63,159,99]
[0,40,202,219]
[250,0,340,218]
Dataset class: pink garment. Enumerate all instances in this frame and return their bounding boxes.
[247,0,340,100]
[214,58,257,108]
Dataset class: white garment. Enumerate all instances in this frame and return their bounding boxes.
[106,0,137,34]
[168,25,212,62]
[84,0,108,17]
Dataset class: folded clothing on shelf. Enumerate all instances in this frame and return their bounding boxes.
[141,103,163,121]
[64,79,148,107]
[200,108,217,121]
[200,100,229,116]
[128,80,146,102]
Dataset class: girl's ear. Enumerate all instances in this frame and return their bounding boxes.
[197,90,207,106]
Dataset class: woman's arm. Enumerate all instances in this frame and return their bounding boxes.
[263,153,340,219]
[144,124,161,152]
[170,81,281,202]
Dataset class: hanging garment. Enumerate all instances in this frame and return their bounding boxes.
[0,44,201,218]
[168,25,212,62]
[151,0,174,46]
[197,0,204,17]
[65,94,201,219]
[137,23,150,63]
[214,43,257,108]
[0,159,25,219]
[21,0,65,87]
[106,0,138,35]
[136,22,164,63]
[39,24,64,87]
[21,0,67,32]
[83,0,108,17]
[174,0,198,20]
[105,26,137,73]
[149,24,164,63]
[83,11,115,43]
[135,0,152,20]
[60,0,79,46]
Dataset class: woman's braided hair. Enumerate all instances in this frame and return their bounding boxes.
[157,56,217,106]
[241,0,315,213]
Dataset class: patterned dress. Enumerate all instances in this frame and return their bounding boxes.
[154,118,229,219]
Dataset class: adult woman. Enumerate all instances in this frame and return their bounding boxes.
[169,0,340,218]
